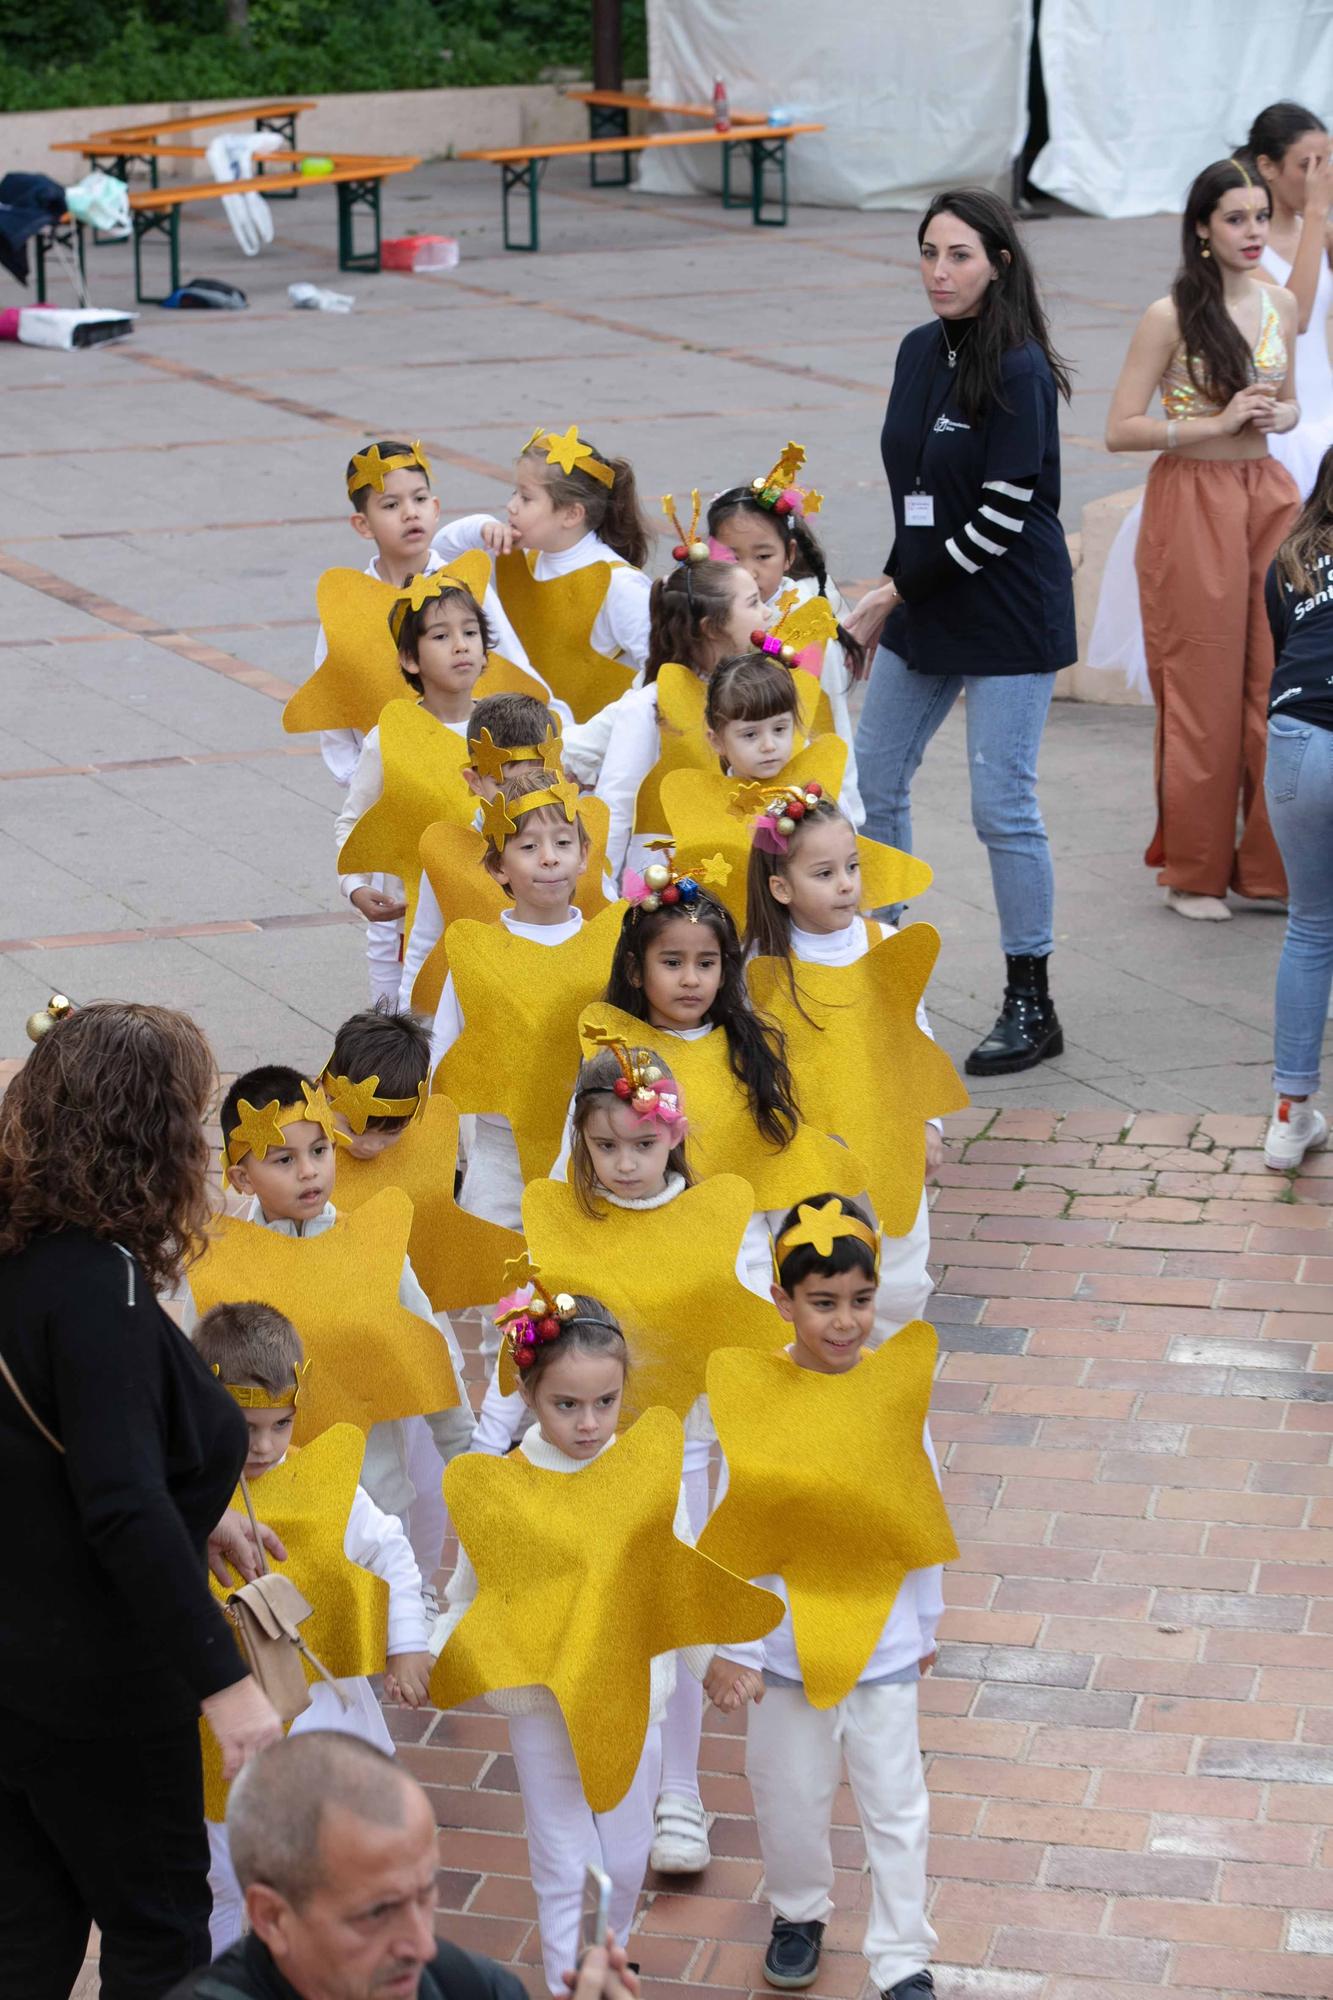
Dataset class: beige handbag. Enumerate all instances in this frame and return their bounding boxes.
[224,1474,347,1724]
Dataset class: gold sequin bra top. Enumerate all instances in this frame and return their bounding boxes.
[1160,287,1286,419]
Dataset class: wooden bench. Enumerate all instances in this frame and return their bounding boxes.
[50,102,317,204]
[458,122,824,251]
[34,155,419,306]
[566,87,767,187]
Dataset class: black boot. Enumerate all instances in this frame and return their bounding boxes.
[965,953,1063,1077]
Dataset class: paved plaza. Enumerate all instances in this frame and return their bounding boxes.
[3,157,1328,2000]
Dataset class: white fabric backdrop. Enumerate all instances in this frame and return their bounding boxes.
[639,0,1032,210]
[1031,0,1333,218]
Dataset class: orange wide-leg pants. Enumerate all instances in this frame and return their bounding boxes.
[1137,453,1298,900]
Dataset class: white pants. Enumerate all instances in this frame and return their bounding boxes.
[362,1406,474,1568]
[658,1456,710,1804]
[746,1681,936,1991]
[365,874,405,1009]
[508,1709,662,1996]
[207,1678,394,1954]
[459,1117,525,1233]
[405,1413,450,1585]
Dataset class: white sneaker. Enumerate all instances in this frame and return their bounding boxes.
[1165,889,1232,921]
[649,1792,710,1873]
[1264,1098,1329,1171]
[421,1582,442,1622]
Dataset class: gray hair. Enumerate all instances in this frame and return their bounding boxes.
[227,1732,416,1906]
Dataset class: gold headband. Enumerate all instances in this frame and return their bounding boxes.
[220,1361,311,1410]
[774,1198,881,1278]
[494,1254,580,1372]
[387,566,482,647]
[662,489,709,562]
[470,724,564,784]
[521,424,615,489]
[1228,155,1253,188]
[224,1083,338,1171]
[347,441,431,498]
[322,1071,428,1137]
[480,777,581,854]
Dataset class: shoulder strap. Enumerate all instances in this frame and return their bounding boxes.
[0,1350,64,1454]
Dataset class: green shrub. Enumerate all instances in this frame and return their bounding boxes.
[0,0,647,112]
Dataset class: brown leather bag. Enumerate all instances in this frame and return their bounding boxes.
[223,1475,347,1725]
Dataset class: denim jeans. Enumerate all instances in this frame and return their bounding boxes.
[1265,714,1333,1096]
[854,648,1057,957]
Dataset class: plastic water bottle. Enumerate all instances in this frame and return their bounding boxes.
[713,77,731,132]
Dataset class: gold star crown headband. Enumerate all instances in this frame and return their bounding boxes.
[215,1359,312,1410]
[730,778,829,856]
[469,723,564,785]
[479,776,581,854]
[347,441,431,499]
[493,1254,584,1372]
[522,423,616,488]
[581,1028,688,1146]
[774,1198,881,1280]
[750,440,823,519]
[387,566,482,647]
[223,1082,338,1173]
[321,1069,428,1137]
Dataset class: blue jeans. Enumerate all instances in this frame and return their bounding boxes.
[854,648,1056,957]
[1265,714,1333,1096]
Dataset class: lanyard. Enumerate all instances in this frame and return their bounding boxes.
[910,350,957,494]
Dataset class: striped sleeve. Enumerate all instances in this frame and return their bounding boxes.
[945,476,1036,576]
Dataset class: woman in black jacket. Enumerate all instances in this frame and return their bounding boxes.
[849,188,1076,1076]
[0,1001,283,2000]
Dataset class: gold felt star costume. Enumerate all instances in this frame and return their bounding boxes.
[577,1002,869,1210]
[514,1173,786,1417]
[187,1188,460,1441]
[747,922,969,1237]
[698,1329,958,1708]
[410,796,612,1016]
[494,549,635,724]
[282,554,547,737]
[630,663,830,836]
[200,1424,388,1819]
[330,1094,522,1313]
[661,742,933,930]
[430,1407,783,1809]
[335,699,474,939]
[437,903,626,1182]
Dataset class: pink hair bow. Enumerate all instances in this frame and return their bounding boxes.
[631,1085,688,1146]
[752,814,790,857]
[706,536,737,563]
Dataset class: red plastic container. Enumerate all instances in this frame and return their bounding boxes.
[381,234,459,273]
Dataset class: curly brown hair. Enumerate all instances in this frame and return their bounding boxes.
[0,1001,216,1291]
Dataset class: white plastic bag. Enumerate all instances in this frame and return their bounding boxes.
[205,130,283,258]
[64,170,130,237]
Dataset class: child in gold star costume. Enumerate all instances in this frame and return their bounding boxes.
[709,442,865,822]
[745,791,947,1339]
[432,1296,711,1996]
[590,508,765,891]
[705,651,808,784]
[193,1302,431,1953]
[336,571,492,1003]
[703,1197,948,2000]
[184,1065,473,1589]
[434,423,652,742]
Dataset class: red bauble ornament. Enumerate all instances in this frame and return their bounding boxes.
[537,1315,560,1340]
[788,798,806,819]
[660,884,680,904]
[613,1076,632,1097]
[672,543,688,562]
[805,781,823,799]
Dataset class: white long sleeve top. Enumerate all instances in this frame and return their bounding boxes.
[334,712,470,905]
[765,573,864,828]
[433,517,652,671]
[716,1403,946,1687]
[589,680,666,894]
[431,1424,709,1717]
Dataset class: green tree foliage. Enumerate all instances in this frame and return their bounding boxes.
[0,0,647,113]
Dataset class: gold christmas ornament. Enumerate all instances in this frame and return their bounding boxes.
[410,797,612,1017]
[336,699,475,940]
[494,549,635,724]
[200,1424,390,1820]
[437,905,626,1184]
[25,994,73,1043]
[331,1093,521,1314]
[699,1328,958,1708]
[431,1407,783,1809]
[748,923,969,1237]
[579,1002,868,1210]
[187,1187,460,1442]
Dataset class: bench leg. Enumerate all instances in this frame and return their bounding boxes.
[588,104,631,186]
[337,178,382,273]
[749,137,790,226]
[33,228,48,306]
[501,160,541,252]
[132,204,181,307]
[721,137,751,210]
[32,219,87,306]
[256,112,299,198]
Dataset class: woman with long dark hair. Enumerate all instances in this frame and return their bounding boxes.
[1106,157,1300,920]
[847,187,1076,1077]
[0,1002,283,1997]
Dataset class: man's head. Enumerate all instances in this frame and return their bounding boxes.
[228,1733,440,1999]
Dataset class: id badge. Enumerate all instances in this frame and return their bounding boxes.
[905,492,935,528]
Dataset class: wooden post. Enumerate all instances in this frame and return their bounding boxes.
[592,0,623,90]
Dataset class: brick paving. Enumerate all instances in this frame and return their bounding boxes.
[359,1107,1333,2000]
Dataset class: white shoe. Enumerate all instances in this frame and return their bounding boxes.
[421,1582,442,1622]
[1165,889,1232,921]
[650,1792,710,1873]
[1264,1098,1330,1172]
